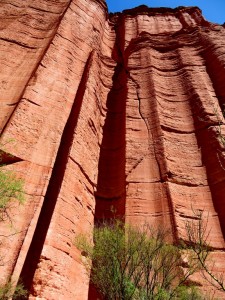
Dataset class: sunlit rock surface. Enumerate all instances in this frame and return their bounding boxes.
[0,0,225,299]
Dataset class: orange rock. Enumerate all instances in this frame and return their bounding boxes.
[0,1,224,299]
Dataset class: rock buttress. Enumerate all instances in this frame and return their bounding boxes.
[0,1,225,299]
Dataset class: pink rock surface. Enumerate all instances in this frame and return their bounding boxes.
[0,1,225,299]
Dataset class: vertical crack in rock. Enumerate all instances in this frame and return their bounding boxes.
[88,16,127,298]
[144,73,179,240]
[128,74,162,178]
[94,15,127,221]
[125,35,179,240]
[18,51,94,295]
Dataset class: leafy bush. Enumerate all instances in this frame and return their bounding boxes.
[76,220,205,300]
[0,169,24,222]
[0,139,26,298]
[0,280,27,299]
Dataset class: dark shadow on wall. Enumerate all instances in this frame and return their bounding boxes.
[88,60,128,300]
[94,14,127,222]
[94,61,127,221]
[88,15,127,299]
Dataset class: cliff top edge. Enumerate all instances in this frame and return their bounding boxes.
[94,1,201,17]
[109,5,201,17]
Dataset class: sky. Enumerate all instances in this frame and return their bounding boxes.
[106,0,225,24]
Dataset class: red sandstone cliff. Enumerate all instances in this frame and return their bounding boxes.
[0,0,225,299]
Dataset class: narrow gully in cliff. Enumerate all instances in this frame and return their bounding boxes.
[18,51,94,296]
[94,15,127,222]
[94,61,127,221]
[88,72,127,300]
[88,16,127,299]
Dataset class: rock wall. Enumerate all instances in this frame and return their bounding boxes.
[0,1,225,299]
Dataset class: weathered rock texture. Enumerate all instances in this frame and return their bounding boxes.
[0,0,225,299]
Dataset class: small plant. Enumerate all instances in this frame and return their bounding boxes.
[0,138,25,222]
[184,209,225,293]
[0,138,26,298]
[0,169,25,222]
[0,280,27,300]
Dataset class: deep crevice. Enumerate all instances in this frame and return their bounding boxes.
[88,15,127,300]
[93,71,127,220]
[94,14,127,222]
[0,150,22,165]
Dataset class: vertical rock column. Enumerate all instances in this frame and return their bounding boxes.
[0,0,77,284]
[124,10,225,249]
[196,28,225,235]
[18,0,109,298]
[125,43,173,232]
[0,0,109,299]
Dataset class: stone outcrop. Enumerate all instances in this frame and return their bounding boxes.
[0,0,225,299]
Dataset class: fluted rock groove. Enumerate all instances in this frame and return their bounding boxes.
[0,0,225,299]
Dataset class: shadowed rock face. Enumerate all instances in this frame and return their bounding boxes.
[0,0,225,299]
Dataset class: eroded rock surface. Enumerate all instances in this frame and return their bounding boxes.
[0,1,225,299]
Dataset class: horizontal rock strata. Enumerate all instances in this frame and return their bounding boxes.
[0,0,225,299]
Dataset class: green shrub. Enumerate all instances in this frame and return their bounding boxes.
[0,280,27,299]
[76,220,205,300]
[0,169,24,222]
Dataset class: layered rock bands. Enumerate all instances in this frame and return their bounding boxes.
[0,0,225,299]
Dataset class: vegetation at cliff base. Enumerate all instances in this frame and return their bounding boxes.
[0,280,27,300]
[76,220,206,300]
